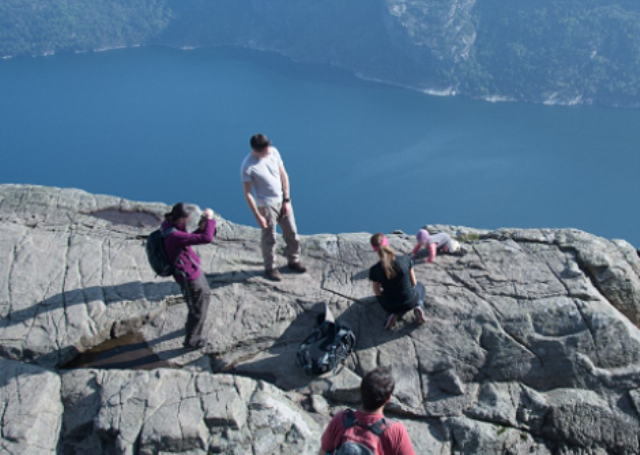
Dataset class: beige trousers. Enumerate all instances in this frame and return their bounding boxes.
[259,202,301,270]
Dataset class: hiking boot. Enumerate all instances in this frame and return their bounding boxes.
[287,261,307,273]
[413,307,427,324]
[383,313,397,330]
[183,337,210,351]
[265,268,283,281]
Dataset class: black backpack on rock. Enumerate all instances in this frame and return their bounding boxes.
[296,306,355,376]
[145,227,178,277]
[334,409,395,455]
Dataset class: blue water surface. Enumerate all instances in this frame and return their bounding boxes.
[0,46,638,247]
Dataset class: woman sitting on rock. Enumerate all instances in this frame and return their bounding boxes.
[410,229,463,263]
[369,233,427,330]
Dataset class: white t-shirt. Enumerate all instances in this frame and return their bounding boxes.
[240,146,284,207]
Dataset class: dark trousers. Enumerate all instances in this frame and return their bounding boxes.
[378,282,426,316]
[180,273,211,346]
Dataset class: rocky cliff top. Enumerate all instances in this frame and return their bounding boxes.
[1,184,640,454]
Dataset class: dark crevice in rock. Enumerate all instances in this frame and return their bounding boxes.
[0,399,10,442]
[501,327,545,368]
[558,245,609,301]
[408,338,429,412]
[461,413,526,433]
[85,209,162,229]
[572,300,598,352]
[58,230,74,366]
[5,245,17,319]
[321,285,359,303]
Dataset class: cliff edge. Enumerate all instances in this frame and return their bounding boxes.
[1,184,640,454]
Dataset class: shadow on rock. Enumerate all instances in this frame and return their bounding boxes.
[217,297,423,392]
[2,280,177,330]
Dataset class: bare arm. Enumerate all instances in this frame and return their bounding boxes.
[280,164,292,215]
[280,164,290,200]
[409,268,417,287]
[243,182,268,229]
[428,243,437,263]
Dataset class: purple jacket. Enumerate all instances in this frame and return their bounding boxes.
[161,218,216,283]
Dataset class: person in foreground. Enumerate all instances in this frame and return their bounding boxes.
[319,366,416,455]
[369,233,427,330]
[410,228,463,263]
[241,133,307,281]
[162,203,216,350]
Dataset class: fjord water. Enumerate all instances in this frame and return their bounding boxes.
[1,46,639,247]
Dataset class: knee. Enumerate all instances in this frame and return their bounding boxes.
[263,236,277,249]
[285,232,299,242]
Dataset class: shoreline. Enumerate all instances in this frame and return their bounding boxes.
[2,43,638,110]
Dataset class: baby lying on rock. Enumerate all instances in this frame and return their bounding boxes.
[411,229,466,263]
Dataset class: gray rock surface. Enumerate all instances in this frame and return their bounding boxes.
[2,184,640,454]
[0,358,63,454]
[60,369,322,455]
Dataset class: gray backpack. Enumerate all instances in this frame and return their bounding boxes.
[334,410,393,455]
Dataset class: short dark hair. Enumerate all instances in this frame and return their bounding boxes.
[250,133,271,151]
[360,366,395,412]
[164,202,192,222]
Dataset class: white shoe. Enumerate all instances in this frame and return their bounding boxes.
[451,240,461,253]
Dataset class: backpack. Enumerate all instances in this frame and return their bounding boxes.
[296,314,355,376]
[334,410,394,455]
[145,227,180,277]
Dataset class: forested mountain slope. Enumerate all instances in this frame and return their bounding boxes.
[2,0,639,107]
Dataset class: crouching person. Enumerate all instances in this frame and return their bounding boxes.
[411,228,463,263]
[370,233,427,330]
[162,203,216,350]
[319,366,416,455]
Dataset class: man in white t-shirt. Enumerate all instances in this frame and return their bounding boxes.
[241,133,306,281]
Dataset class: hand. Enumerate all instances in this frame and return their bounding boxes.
[203,208,214,220]
[281,201,291,216]
[256,214,268,229]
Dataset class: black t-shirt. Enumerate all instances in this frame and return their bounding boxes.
[369,255,416,304]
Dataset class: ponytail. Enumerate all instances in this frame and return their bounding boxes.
[370,233,397,280]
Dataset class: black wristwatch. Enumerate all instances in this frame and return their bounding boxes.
[283,197,291,203]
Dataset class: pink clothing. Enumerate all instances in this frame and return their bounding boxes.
[372,235,389,252]
[412,232,454,263]
[320,410,415,455]
[411,242,438,262]
[416,229,430,244]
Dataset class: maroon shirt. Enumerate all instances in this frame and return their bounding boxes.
[161,219,216,283]
[321,410,415,455]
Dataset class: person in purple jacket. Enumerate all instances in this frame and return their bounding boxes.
[162,203,216,350]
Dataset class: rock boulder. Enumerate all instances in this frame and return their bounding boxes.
[1,184,640,454]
